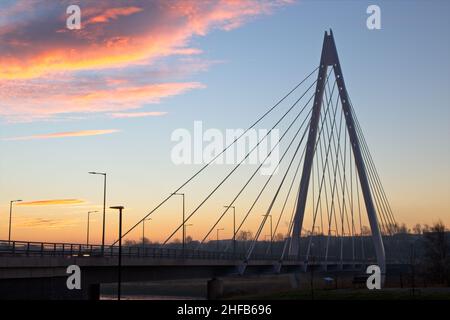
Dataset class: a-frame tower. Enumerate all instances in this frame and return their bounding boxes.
[289,30,386,276]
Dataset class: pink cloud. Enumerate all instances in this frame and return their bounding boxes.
[110,111,168,119]
[0,1,291,80]
[3,129,119,141]
[17,199,85,206]
[85,7,144,25]
[0,0,292,121]
[0,81,204,122]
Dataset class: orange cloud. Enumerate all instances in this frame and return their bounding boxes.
[110,111,168,118]
[3,129,119,141]
[0,81,203,122]
[17,199,85,206]
[0,0,292,121]
[75,82,205,105]
[15,218,79,229]
[86,7,144,25]
[0,1,291,80]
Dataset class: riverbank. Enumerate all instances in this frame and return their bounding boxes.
[100,274,450,300]
[231,287,450,300]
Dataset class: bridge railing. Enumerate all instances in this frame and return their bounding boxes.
[0,240,250,260]
[0,240,104,257]
[0,240,390,264]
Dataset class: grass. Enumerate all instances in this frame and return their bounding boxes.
[232,287,450,300]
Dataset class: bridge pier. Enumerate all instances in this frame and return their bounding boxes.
[206,278,223,300]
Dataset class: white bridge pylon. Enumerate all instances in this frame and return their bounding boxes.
[288,30,386,278]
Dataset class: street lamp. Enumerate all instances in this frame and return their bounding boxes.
[8,199,22,243]
[86,210,98,246]
[109,205,124,301]
[216,228,224,251]
[171,193,185,254]
[224,205,236,255]
[142,218,152,250]
[89,171,107,254]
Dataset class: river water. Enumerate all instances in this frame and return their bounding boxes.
[101,295,204,300]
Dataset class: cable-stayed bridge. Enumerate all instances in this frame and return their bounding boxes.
[0,30,402,299]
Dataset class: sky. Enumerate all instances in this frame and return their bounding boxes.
[0,0,449,244]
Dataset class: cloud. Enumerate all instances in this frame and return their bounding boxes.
[0,80,204,122]
[73,82,205,107]
[110,111,168,119]
[85,6,144,26]
[0,0,292,122]
[0,0,290,79]
[3,129,119,141]
[17,199,85,206]
[15,217,79,229]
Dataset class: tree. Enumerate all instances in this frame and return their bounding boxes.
[412,224,422,235]
[361,226,371,236]
[273,233,285,242]
[124,239,137,246]
[237,230,253,241]
[422,221,450,285]
[397,223,410,234]
[386,223,398,234]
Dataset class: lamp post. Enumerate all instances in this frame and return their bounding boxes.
[142,218,152,251]
[8,199,22,243]
[109,205,124,301]
[224,205,236,255]
[216,228,224,251]
[171,193,185,254]
[89,171,107,254]
[87,210,98,246]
